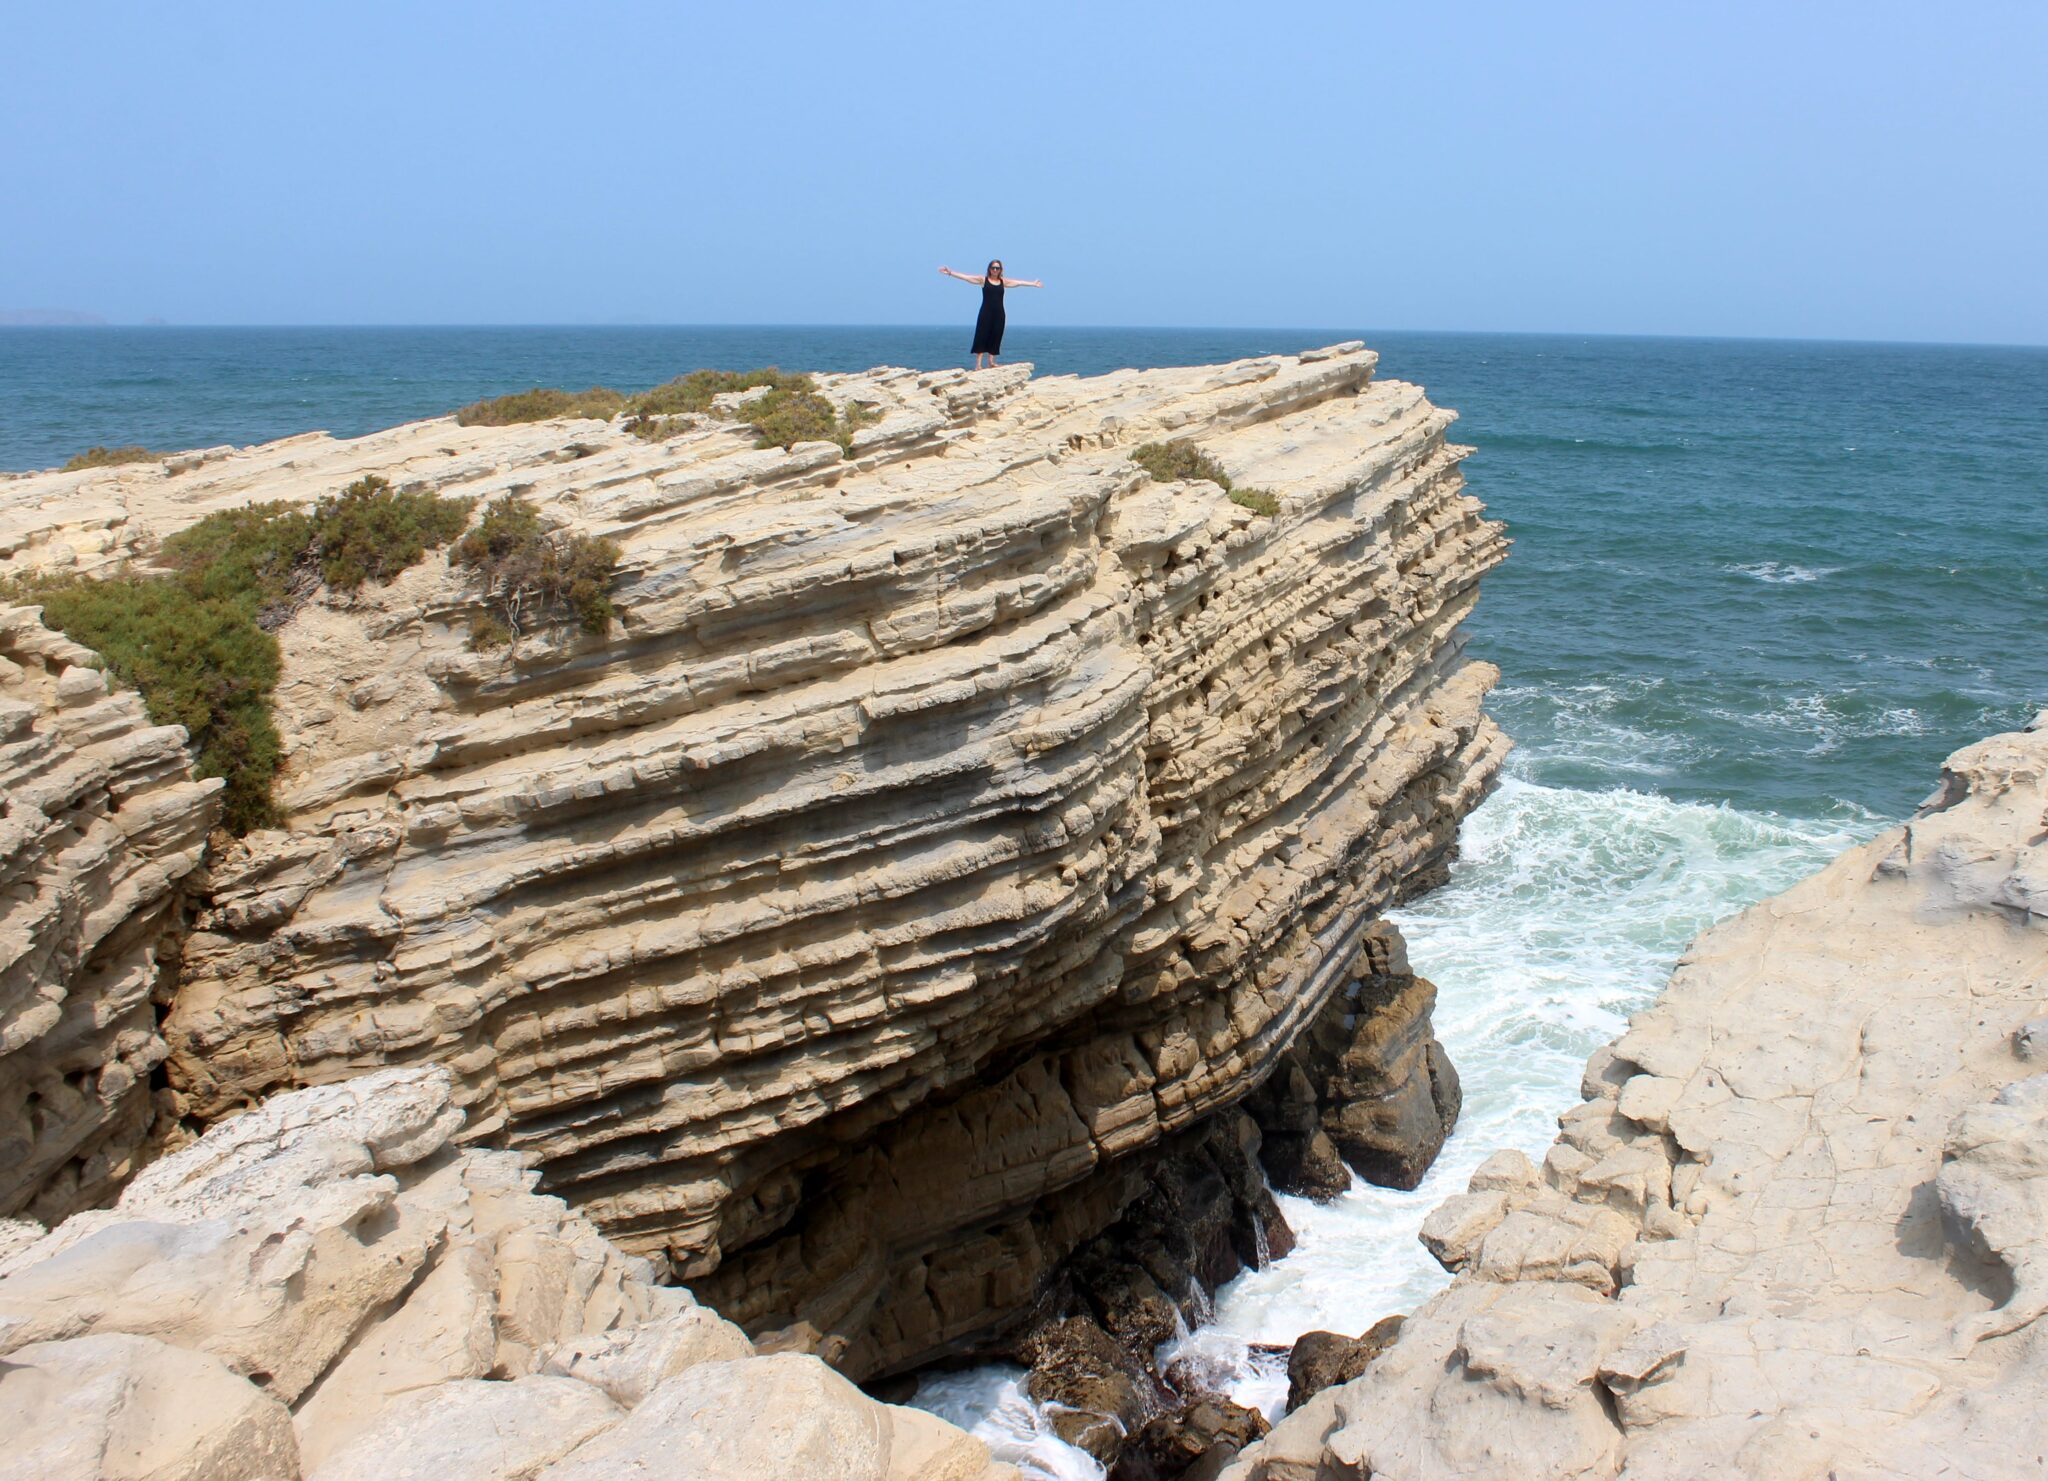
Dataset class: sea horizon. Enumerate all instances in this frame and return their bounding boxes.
[6,320,2048,352]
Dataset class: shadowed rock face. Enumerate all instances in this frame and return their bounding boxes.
[1249,921,1462,1200]
[1226,717,2048,1481]
[0,613,222,1228]
[0,345,1506,1377]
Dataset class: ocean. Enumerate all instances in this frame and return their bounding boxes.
[7,325,2046,1476]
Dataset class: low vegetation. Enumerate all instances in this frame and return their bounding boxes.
[1129,439,1280,516]
[62,445,161,471]
[451,494,620,647]
[450,368,883,457]
[6,476,474,831]
[311,475,474,591]
[626,368,816,417]
[455,387,626,427]
[10,570,286,832]
[736,388,882,455]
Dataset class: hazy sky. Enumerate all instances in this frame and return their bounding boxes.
[5,1,2045,342]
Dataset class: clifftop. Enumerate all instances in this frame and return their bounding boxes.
[1,345,1507,1385]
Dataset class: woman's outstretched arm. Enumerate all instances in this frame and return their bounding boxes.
[938,266,985,284]
[1005,277,1044,287]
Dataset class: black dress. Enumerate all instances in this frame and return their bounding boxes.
[971,277,1006,356]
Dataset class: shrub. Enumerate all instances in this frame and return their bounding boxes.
[11,477,474,832]
[63,445,162,471]
[160,501,317,617]
[735,389,883,457]
[1129,439,1279,516]
[622,414,691,443]
[312,475,473,591]
[625,368,815,418]
[455,387,625,427]
[452,494,620,642]
[7,571,285,832]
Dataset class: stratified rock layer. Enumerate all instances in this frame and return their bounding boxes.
[1227,717,2048,1481]
[0,345,1506,1376]
[0,1065,1014,1481]
[0,609,222,1227]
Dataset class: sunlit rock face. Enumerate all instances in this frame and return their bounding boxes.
[1,345,1506,1376]
[1226,717,2048,1481]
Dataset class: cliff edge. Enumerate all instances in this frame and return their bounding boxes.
[0,345,1506,1381]
[1230,716,2048,1481]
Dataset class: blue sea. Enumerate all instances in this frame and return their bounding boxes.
[8,324,2047,1475]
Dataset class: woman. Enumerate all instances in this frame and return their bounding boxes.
[939,260,1044,369]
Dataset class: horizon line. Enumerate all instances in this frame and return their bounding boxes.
[2,322,2045,353]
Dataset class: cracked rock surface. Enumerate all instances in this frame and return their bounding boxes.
[1225,716,2048,1481]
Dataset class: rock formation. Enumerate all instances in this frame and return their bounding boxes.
[0,1064,1015,1481]
[0,611,222,1228]
[0,344,1505,1380]
[1226,716,2048,1481]
[1248,922,1461,1198]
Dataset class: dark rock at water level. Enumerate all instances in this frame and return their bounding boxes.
[1249,922,1463,1198]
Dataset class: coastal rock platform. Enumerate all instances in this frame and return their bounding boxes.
[1227,717,2048,1480]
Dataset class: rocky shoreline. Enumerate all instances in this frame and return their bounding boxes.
[1227,717,2048,1480]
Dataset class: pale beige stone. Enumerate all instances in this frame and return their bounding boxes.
[305,1376,621,1481]
[535,1305,755,1408]
[537,1353,890,1481]
[0,1331,300,1481]
[1226,718,2048,1481]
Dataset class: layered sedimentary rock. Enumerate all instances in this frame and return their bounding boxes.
[0,610,222,1227]
[0,1064,1012,1481]
[1228,717,2048,1481]
[0,344,1506,1377]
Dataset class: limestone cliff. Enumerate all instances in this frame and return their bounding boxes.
[0,345,1506,1378]
[1229,717,2048,1481]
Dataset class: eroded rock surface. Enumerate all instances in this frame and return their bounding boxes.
[1248,922,1461,1198]
[1225,717,2048,1481]
[2,347,1504,1377]
[0,1065,1013,1481]
[0,610,222,1228]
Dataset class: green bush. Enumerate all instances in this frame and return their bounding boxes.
[1129,439,1278,516]
[160,501,317,616]
[63,445,161,471]
[735,388,882,457]
[452,494,620,642]
[8,571,285,832]
[454,387,625,427]
[312,475,473,591]
[625,368,815,418]
[12,477,474,832]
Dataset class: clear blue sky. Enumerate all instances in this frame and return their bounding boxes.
[5,1,2044,342]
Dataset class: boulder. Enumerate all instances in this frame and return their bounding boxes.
[1282,1316,1403,1412]
[305,1376,621,1481]
[0,1332,299,1481]
[537,1353,890,1481]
